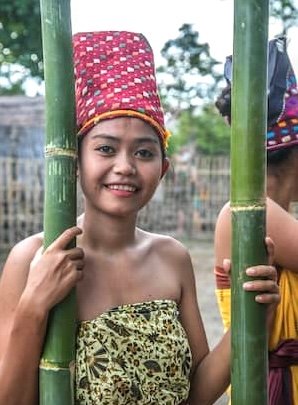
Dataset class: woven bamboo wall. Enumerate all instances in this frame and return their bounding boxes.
[0,154,231,255]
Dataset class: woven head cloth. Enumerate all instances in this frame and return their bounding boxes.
[73,31,170,149]
[267,67,298,151]
[223,36,298,152]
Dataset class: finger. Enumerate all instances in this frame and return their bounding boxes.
[255,293,280,304]
[243,279,279,292]
[73,259,85,271]
[265,236,275,266]
[66,247,85,260]
[67,267,84,285]
[47,227,83,251]
[56,271,83,299]
[223,258,231,274]
[246,265,277,281]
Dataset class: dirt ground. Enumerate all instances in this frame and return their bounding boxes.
[185,239,229,405]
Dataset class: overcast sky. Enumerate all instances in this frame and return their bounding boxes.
[71,0,298,76]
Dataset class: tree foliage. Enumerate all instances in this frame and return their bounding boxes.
[159,1,298,155]
[157,23,221,115]
[0,0,297,95]
[169,105,231,156]
[0,0,42,94]
[269,0,298,34]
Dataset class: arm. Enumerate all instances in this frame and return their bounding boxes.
[215,198,298,272]
[177,247,231,404]
[266,197,298,271]
[0,227,84,405]
[215,202,279,335]
[178,242,278,404]
[180,246,230,405]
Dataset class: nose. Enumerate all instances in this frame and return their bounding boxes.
[113,152,136,176]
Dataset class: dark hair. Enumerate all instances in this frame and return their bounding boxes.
[268,145,298,166]
[215,36,293,128]
[215,83,231,123]
[215,83,298,168]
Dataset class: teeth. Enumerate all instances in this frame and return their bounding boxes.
[108,184,136,192]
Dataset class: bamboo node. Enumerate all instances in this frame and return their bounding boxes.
[45,147,77,158]
[39,359,70,371]
[231,204,265,212]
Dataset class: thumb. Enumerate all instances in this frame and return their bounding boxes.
[47,226,83,252]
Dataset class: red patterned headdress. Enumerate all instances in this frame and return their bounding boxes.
[73,31,170,149]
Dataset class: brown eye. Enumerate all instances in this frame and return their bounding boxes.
[135,149,154,159]
[96,145,115,154]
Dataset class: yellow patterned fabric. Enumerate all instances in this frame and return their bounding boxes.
[215,288,231,333]
[215,269,298,404]
[269,269,298,403]
[75,300,192,405]
[215,288,231,403]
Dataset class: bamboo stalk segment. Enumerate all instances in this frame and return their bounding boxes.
[231,1,269,403]
[39,0,77,403]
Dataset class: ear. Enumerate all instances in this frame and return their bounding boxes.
[161,157,170,179]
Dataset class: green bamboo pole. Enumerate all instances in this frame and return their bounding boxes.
[230,1,269,403]
[39,0,77,403]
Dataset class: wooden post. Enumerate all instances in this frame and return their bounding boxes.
[231,0,269,403]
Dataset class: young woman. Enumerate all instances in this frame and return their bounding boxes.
[215,36,298,404]
[0,31,279,405]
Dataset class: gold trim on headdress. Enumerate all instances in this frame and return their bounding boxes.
[78,109,171,149]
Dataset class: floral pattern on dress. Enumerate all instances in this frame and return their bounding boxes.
[75,300,192,405]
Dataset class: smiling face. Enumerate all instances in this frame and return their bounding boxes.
[78,117,169,218]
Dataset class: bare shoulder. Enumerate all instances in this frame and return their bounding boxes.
[5,232,43,265]
[216,201,231,229]
[214,201,232,265]
[266,197,298,270]
[139,229,192,265]
[0,233,43,290]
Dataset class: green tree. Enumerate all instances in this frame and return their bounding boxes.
[0,0,42,94]
[157,23,221,114]
[269,0,298,34]
[170,104,230,156]
[1,0,297,94]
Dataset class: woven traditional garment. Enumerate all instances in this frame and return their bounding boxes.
[214,266,298,405]
[73,31,170,148]
[75,300,192,404]
[267,94,298,151]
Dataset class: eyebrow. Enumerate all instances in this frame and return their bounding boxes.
[90,133,159,144]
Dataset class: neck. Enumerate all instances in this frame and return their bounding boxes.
[78,207,138,252]
[267,169,296,211]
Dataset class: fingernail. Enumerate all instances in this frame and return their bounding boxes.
[243,281,253,289]
[246,268,256,275]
